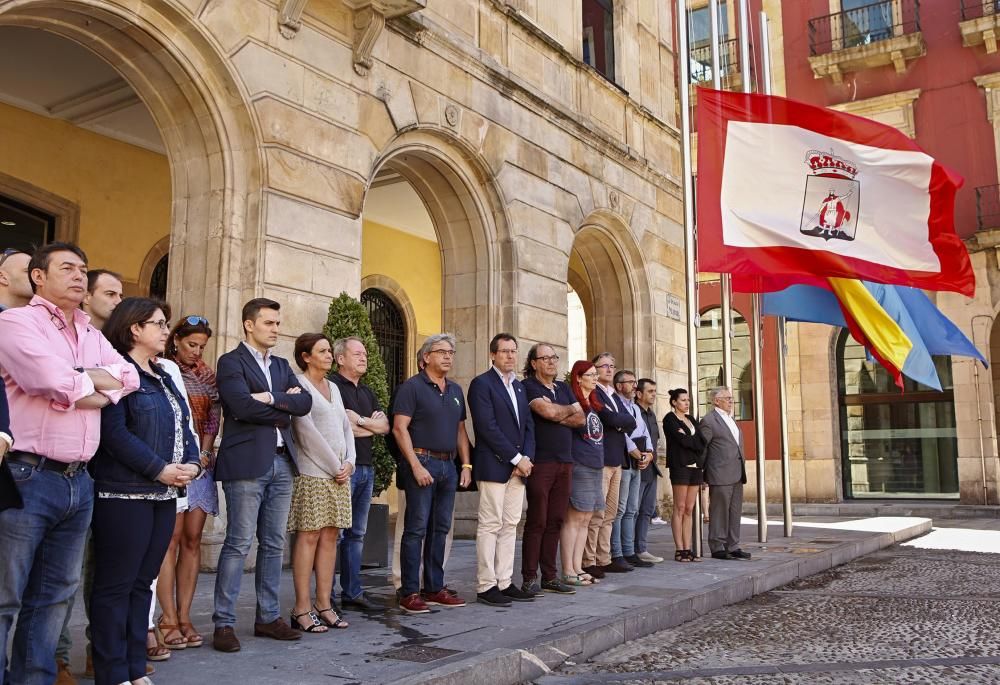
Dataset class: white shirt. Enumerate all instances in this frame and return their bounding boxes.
[597,383,619,412]
[715,406,740,443]
[492,365,525,466]
[243,341,283,447]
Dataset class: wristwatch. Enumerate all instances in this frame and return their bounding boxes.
[357,416,367,427]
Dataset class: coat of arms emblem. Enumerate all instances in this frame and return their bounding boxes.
[799,149,860,242]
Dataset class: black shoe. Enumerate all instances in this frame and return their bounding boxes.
[729,549,752,560]
[476,586,512,607]
[541,578,576,595]
[341,592,382,611]
[625,554,654,568]
[520,580,545,598]
[501,585,535,602]
[711,550,735,560]
[603,557,634,573]
[582,565,606,579]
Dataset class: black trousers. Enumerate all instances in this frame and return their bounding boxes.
[90,497,175,685]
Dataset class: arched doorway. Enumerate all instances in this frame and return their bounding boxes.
[0,1,262,353]
[837,330,959,499]
[567,213,653,373]
[361,287,407,392]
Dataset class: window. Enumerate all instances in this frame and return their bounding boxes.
[837,330,959,499]
[688,2,732,84]
[840,0,894,49]
[149,254,169,301]
[696,307,753,420]
[582,0,615,82]
[0,194,55,253]
[361,288,406,392]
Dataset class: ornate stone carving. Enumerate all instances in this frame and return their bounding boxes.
[277,0,309,39]
[609,190,620,211]
[343,0,427,76]
[444,104,459,127]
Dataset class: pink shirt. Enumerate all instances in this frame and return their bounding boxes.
[0,295,139,463]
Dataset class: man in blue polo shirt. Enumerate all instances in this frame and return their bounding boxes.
[391,334,472,614]
[520,344,583,596]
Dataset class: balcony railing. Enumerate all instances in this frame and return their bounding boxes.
[961,0,1000,21]
[809,0,920,56]
[689,37,741,84]
[976,184,1000,231]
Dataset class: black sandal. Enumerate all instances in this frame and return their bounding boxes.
[687,550,703,562]
[675,550,691,562]
[290,610,328,633]
[313,605,349,629]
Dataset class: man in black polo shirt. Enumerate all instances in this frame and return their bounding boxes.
[520,344,583,596]
[331,337,389,611]
[391,334,472,614]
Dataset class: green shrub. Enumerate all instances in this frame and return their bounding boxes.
[323,292,395,496]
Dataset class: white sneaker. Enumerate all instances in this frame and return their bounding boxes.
[637,551,664,563]
[651,516,667,525]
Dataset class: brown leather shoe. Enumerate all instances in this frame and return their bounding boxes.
[253,617,302,641]
[213,626,242,652]
[55,659,77,685]
[84,647,94,679]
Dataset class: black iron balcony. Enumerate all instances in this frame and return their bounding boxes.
[809,0,921,56]
[689,37,741,84]
[976,184,1000,231]
[961,0,1000,21]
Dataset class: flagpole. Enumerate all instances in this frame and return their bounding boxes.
[677,0,704,559]
[756,10,792,537]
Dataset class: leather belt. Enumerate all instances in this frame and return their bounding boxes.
[9,451,87,476]
[413,448,455,461]
[275,445,288,455]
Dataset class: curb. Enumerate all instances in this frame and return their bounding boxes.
[395,517,932,685]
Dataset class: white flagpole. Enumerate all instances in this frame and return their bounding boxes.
[737,0,767,544]
[757,10,792,537]
[676,0,703,559]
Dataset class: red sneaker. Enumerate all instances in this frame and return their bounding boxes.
[422,589,466,608]
[399,593,431,614]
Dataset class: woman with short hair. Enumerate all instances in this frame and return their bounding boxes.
[90,298,201,685]
[287,333,355,633]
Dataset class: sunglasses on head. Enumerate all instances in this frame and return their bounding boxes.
[0,248,25,268]
[184,315,209,326]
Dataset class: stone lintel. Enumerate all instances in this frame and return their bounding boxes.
[960,14,1000,54]
[808,32,925,83]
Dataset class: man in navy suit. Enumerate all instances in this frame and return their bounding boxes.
[469,333,536,607]
[212,298,312,653]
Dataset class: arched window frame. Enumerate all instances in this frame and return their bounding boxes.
[361,287,407,392]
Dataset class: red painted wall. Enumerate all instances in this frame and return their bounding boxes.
[781,0,1000,237]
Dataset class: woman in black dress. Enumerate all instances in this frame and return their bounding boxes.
[662,388,705,562]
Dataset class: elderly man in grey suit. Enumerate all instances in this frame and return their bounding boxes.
[699,386,751,561]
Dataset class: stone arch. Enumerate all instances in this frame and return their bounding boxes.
[568,209,653,374]
[0,0,264,354]
[361,273,419,379]
[138,235,171,297]
[365,128,514,385]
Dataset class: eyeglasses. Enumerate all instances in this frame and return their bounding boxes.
[596,363,615,370]
[536,355,560,363]
[141,319,170,330]
[580,372,599,378]
[616,380,637,386]
[0,248,25,268]
[184,315,209,326]
[428,348,456,357]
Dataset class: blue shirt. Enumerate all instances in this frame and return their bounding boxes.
[523,376,575,464]
[572,408,604,469]
[393,371,466,454]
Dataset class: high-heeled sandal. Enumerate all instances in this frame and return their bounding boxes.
[179,622,204,648]
[313,605,348,629]
[561,574,591,586]
[146,629,171,662]
[290,610,328,633]
[674,550,691,562]
[155,619,187,650]
[686,550,703,562]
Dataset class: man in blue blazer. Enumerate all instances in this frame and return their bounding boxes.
[468,333,535,607]
[0,383,19,511]
[212,298,312,653]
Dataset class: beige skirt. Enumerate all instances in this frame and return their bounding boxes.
[287,475,353,532]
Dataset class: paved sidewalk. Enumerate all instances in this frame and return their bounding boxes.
[58,515,930,685]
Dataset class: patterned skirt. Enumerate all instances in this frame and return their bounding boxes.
[287,475,353,532]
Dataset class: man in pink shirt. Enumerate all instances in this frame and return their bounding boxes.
[0,242,139,685]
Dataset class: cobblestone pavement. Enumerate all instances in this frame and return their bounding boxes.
[541,521,1000,685]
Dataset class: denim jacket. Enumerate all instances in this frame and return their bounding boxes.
[91,355,200,496]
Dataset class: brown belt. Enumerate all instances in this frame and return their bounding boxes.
[413,448,455,461]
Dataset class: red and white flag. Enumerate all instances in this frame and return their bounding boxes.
[696,88,974,296]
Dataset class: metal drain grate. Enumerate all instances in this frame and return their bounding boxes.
[377,645,462,663]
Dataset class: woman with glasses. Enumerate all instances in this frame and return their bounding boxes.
[90,298,201,685]
[662,388,706,562]
[154,315,221,651]
[559,360,606,587]
[287,333,355,632]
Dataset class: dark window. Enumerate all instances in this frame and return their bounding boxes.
[150,254,169,301]
[0,194,55,253]
[837,330,959,500]
[696,306,753,420]
[582,0,615,82]
[361,288,406,392]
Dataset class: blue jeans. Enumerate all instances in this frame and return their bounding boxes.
[635,477,658,554]
[213,455,294,627]
[611,466,641,558]
[338,464,374,601]
[0,463,93,685]
[399,456,456,597]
